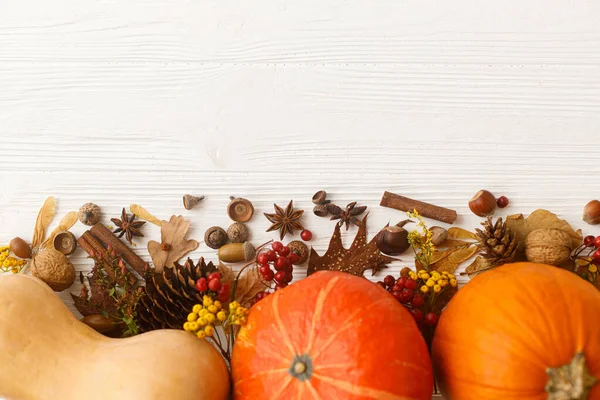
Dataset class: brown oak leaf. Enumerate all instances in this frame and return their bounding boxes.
[148,215,199,272]
[461,256,496,278]
[234,266,269,308]
[308,214,397,277]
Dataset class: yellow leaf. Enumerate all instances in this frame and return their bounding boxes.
[462,256,496,278]
[234,266,269,308]
[41,211,78,249]
[506,209,582,250]
[439,239,472,249]
[431,245,478,274]
[31,197,57,249]
[130,204,162,227]
[447,227,478,241]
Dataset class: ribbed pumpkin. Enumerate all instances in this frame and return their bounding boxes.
[432,262,600,400]
[231,271,433,400]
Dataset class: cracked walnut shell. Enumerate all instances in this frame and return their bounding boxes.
[525,228,572,266]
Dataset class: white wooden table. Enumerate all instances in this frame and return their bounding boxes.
[0,2,599,396]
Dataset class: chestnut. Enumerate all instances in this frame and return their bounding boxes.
[375,220,411,255]
[468,190,496,217]
[583,200,600,225]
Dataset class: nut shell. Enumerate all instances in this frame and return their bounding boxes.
[183,194,205,210]
[583,200,600,225]
[430,226,448,246]
[31,248,76,292]
[227,197,254,222]
[375,225,410,255]
[227,222,249,243]
[312,190,327,205]
[469,190,496,217]
[53,231,77,255]
[9,237,31,259]
[204,226,228,249]
[288,240,309,264]
[525,228,572,266]
[313,204,328,217]
[78,203,102,226]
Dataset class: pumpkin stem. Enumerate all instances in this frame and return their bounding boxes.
[546,351,598,400]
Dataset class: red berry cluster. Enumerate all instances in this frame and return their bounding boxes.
[377,275,438,327]
[583,235,600,259]
[253,241,301,303]
[195,272,230,303]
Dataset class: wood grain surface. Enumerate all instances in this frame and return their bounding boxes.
[1,1,599,397]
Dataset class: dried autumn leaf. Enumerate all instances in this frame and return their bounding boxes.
[234,266,268,308]
[430,245,479,274]
[448,227,478,241]
[462,256,496,278]
[440,239,472,249]
[147,215,199,272]
[130,204,163,227]
[505,209,582,251]
[218,262,236,292]
[41,211,78,249]
[308,214,397,277]
[31,196,57,249]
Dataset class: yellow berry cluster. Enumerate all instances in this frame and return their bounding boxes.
[183,296,248,339]
[0,246,27,274]
[417,270,458,294]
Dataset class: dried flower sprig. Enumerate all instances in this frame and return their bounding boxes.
[0,246,27,274]
[407,210,435,271]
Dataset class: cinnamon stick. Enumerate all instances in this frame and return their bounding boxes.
[79,231,136,286]
[90,223,148,277]
[380,191,457,224]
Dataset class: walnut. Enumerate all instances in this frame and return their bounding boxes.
[525,228,572,266]
[31,248,76,291]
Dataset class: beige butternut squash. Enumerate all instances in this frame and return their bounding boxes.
[0,274,230,400]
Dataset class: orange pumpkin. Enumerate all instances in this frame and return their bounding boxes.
[232,271,433,399]
[432,262,600,400]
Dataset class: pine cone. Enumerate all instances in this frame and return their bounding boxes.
[475,217,518,266]
[137,257,218,332]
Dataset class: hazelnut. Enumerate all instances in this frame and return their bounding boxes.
[218,242,256,263]
[227,222,249,243]
[53,231,77,255]
[183,194,204,210]
[469,190,496,217]
[31,248,76,292]
[9,237,31,259]
[525,228,572,266]
[204,226,228,249]
[288,240,309,264]
[583,200,600,225]
[375,220,411,255]
[429,226,448,246]
[78,203,102,226]
[227,197,254,222]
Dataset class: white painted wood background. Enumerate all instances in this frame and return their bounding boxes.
[1,0,600,338]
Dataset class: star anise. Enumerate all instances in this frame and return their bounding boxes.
[327,202,367,230]
[111,208,146,245]
[264,200,304,240]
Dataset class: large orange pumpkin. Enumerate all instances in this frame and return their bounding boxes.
[432,262,600,400]
[232,271,433,399]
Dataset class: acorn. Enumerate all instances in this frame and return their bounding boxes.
[9,237,32,259]
[53,231,77,255]
[375,220,412,256]
[218,242,256,263]
[227,222,249,243]
[227,197,254,222]
[78,203,102,226]
[204,226,228,249]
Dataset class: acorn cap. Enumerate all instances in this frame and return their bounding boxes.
[227,197,254,222]
[312,190,327,205]
[53,231,77,255]
[183,194,205,210]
